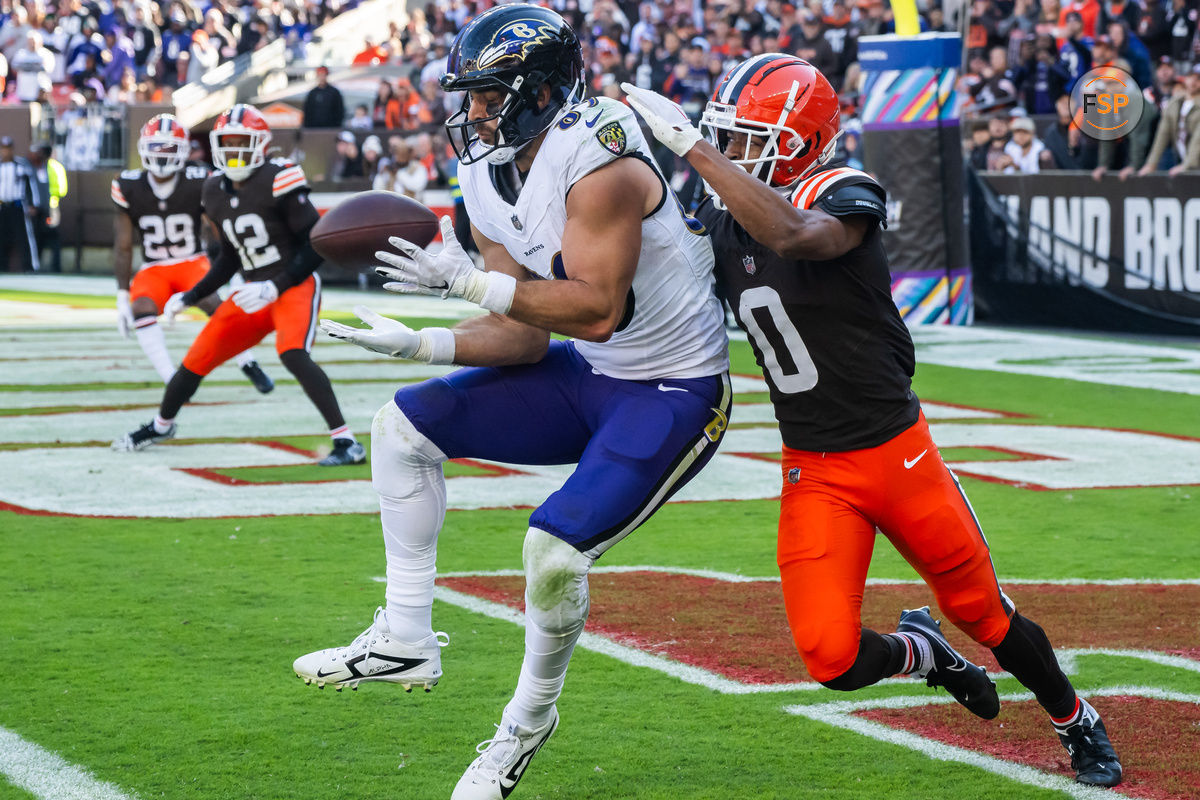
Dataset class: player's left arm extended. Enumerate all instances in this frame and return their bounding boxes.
[685,139,871,261]
[270,190,323,292]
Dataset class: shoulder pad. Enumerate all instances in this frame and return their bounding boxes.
[269,157,293,167]
[120,168,143,181]
[790,167,879,211]
[272,163,308,197]
[111,177,129,208]
[184,165,210,180]
[813,182,887,227]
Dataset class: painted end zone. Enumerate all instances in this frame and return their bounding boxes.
[438,572,1200,685]
[857,694,1198,800]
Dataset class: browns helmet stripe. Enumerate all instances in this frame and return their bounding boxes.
[716,53,793,105]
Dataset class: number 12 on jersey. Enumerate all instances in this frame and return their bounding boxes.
[222,213,282,271]
[738,286,818,393]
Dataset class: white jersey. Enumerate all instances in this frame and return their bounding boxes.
[459,97,729,381]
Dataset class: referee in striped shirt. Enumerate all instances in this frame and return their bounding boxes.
[0,135,42,272]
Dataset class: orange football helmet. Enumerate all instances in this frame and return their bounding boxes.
[701,54,840,187]
[138,113,190,178]
[210,104,272,181]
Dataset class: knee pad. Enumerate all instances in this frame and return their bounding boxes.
[371,400,447,498]
[522,527,593,633]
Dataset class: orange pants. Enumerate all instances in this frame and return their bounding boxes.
[181,275,320,376]
[130,255,210,311]
[777,412,1013,682]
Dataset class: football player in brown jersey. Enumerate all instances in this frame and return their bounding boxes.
[113,114,273,392]
[624,58,1122,788]
[113,105,362,467]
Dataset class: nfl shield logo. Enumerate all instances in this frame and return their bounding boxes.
[511,214,523,230]
[743,254,756,275]
[787,467,801,484]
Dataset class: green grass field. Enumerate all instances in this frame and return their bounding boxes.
[1,288,1198,800]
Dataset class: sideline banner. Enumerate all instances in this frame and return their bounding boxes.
[969,170,1200,335]
[858,32,971,325]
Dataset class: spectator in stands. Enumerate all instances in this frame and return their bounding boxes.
[11,30,52,102]
[0,5,32,65]
[985,113,1014,170]
[1004,115,1047,172]
[185,29,218,84]
[379,135,427,199]
[1109,20,1153,89]
[202,8,236,60]
[791,11,839,83]
[128,4,159,80]
[1102,0,1143,35]
[372,78,396,128]
[352,34,387,65]
[102,25,135,86]
[1139,62,1200,174]
[387,78,430,131]
[40,13,69,84]
[1015,34,1070,113]
[0,51,7,97]
[303,65,344,128]
[331,130,364,180]
[1166,0,1198,65]
[361,134,383,179]
[969,45,1019,111]
[236,15,269,56]
[106,65,137,104]
[1042,93,1085,168]
[1060,0,1102,39]
[1058,12,1093,91]
[157,9,191,87]
[348,103,372,130]
[663,39,711,118]
[593,35,630,96]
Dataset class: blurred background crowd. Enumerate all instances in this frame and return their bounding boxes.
[1,0,1198,187]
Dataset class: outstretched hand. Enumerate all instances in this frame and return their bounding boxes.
[621,82,703,157]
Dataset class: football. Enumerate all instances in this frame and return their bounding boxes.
[310,190,439,272]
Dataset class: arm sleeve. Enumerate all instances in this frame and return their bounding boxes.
[272,189,323,291]
[182,240,239,304]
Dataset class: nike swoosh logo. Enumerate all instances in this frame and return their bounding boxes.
[658,384,687,393]
[904,449,928,469]
[585,112,603,128]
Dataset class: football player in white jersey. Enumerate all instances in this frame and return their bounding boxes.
[294,5,729,798]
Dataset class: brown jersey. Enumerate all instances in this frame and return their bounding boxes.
[201,159,318,284]
[696,166,920,452]
[111,165,209,264]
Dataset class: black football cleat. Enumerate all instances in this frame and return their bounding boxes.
[898,606,1000,720]
[318,438,366,466]
[241,361,275,394]
[1057,700,1122,787]
[112,420,177,452]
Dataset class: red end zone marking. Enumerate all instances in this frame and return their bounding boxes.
[176,456,530,486]
[858,696,1199,800]
[438,572,1200,685]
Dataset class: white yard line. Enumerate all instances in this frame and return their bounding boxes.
[0,727,138,800]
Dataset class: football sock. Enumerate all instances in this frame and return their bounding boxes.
[373,402,448,642]
[133,316,175,383]
[1050,697,1098,732]
[329,424,357,444]
[233,349,257,368]
[890,631,933,676]
[509,528,592,730]
[990,611,1077,719]
[153,415,174,434]
[818,629,909,691]
[280,348,345,431]
[159,366,203,420]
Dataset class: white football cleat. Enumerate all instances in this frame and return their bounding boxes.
[292,608,447,692]
[452,706,559,800]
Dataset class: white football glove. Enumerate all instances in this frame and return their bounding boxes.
[376,216,516,314]
[621,82,703,157]
[116,289,134,338]
[163,292,189,328]
[319,305,456,364]
[231,280,279,313]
